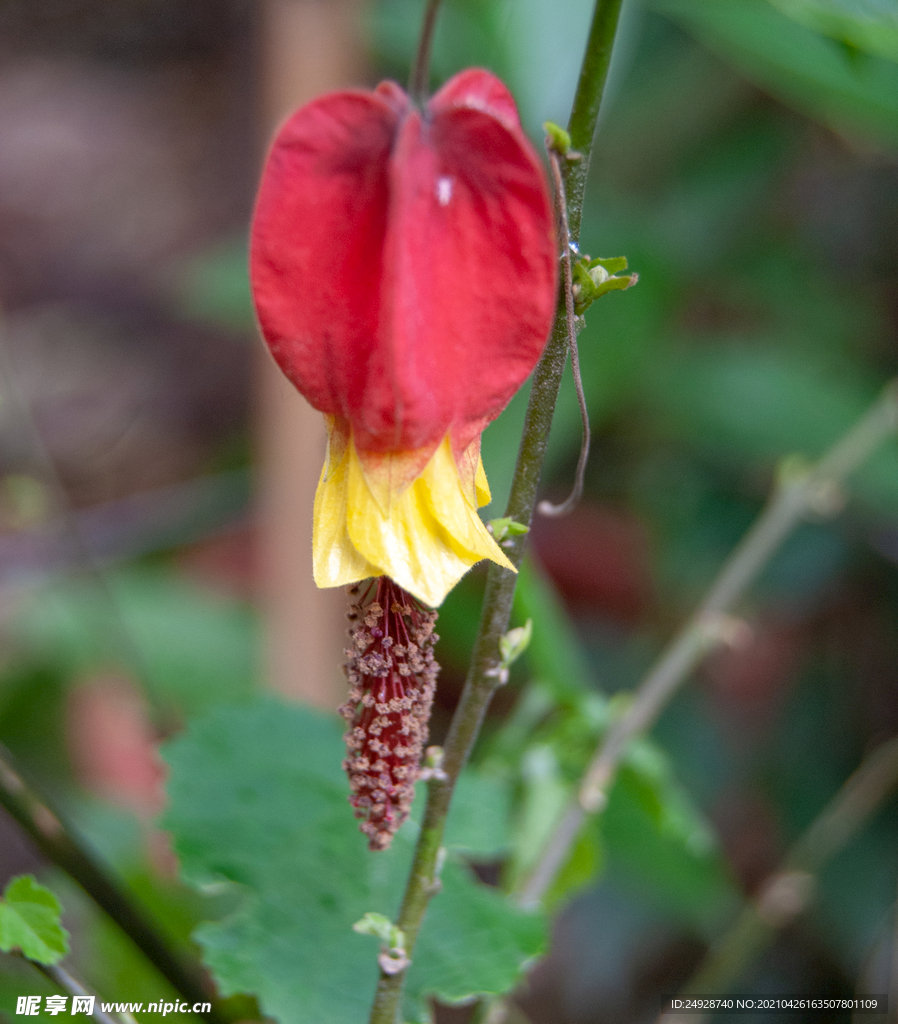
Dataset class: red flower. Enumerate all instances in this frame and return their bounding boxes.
[251,69,557,606]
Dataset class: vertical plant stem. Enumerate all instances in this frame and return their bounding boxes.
[564,0,624,241]
[0,747,230,1024]
[409,0,444,103]
[367,2,626,1022]
[520,382,898,907]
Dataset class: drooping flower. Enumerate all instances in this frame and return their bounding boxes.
[250,68,557,608]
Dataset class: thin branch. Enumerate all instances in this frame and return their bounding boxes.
[409,0,444,104]
[538,148,591,519]
[0,746,231,1024]
[26,958,122,1024]
[470,996,534,1024]
[366,2,628,1021]
[654,734,898,1024]
[520,381,898,907]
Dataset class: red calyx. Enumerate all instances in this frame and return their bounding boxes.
[250,68,557,467]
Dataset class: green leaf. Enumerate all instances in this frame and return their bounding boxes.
[499,620,533,669]
[572,255,638,314]
[505,746,571,893]
[163,698,544,1024]
[601,752,738,931]
[542,819,603,912]
[352,912,403,947]
[767,0,898,62]
[444,770,512,859]
[513,558,595,702]
[403,859,544,1019]
[426,572,485,673]
[543,121,572,154]
[652,0,898,148]
[0,876,69,965]
[487,517,529,543]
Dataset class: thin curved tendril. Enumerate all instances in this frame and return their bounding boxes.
[538,147,591,518]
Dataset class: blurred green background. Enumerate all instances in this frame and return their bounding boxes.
[0,0,897,1022]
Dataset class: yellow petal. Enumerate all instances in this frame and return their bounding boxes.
[346,448,466,607]
[321,414,348,481]
[474,453,491,508]
[354,446,435,516]
[312,427,515,607]
[418,439,511,568]
[312,431,380,589]
[453,436,492,510]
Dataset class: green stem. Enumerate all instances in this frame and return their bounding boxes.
[366,2,626,1021]
[24,957,122,1024]
[409,0,444,104]
[0,746,232,1024]
[564,0,625,241]
[520,381,898,907]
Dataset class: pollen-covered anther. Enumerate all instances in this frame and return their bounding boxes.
[341,577,439,851]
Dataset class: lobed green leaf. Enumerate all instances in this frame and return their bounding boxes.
[0,876,69,966]
[163,698,544,1024]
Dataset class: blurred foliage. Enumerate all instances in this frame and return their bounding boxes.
[652,0,898,145]
[174,238,256,335]
[3,568,258,725]
[2,0,898,1020]
[769,0,898,63]
[0,566,259,1017]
